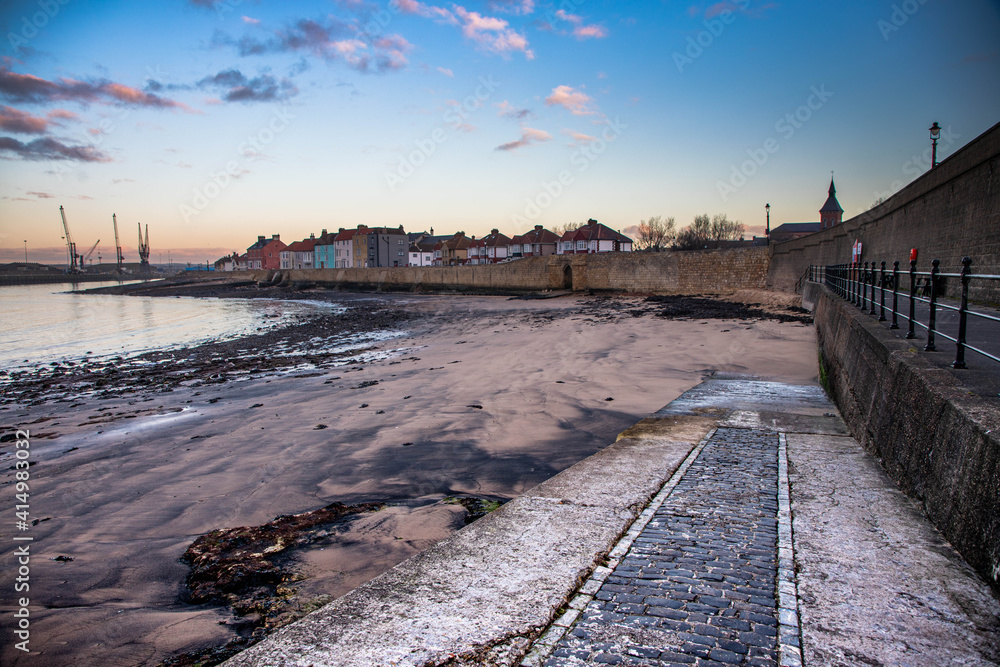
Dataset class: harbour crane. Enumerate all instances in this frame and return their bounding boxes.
[138,223,150,273]
[58,205,83,273]
[112,213,125,273]
[83,239,100,268]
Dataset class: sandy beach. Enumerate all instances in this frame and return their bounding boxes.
[0,289,817,666]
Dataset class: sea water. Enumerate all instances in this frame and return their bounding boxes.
[0,281,343,370]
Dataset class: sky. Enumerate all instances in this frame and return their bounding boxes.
[1,0,998,266]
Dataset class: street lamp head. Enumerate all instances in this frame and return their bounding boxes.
[929,122,941,140]
[765,203,770,211]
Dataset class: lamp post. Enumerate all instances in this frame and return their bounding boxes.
[765,203,770,238]
[929,122,941,169]
[23,240,28,264]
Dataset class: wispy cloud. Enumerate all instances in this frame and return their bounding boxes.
[553,9,608,39]
[397,1,534,59]
[563,128,595,145]
[195,69,297,103]
[962,50,997,64]
[437,66,454,77]
[0,136,112,162]
[545,85,597,116]
[26,190,54,198]
[0,65,193,111]
[697,1,778,19]
[0,105,48,134]
[573,24,607,39]
[495,126,551,151]
[495,100,532,120]
[489,0,535,15]
[453,6,534,59]
[216,18,412,73]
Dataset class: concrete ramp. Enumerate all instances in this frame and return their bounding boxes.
[225,374,1000,667]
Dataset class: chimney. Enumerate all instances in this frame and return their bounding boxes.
[339,228,345,233]
[310,233,315,239]
[258,235,265,242]
[534,225,542,231]
[272,234,280,240]
[321,229,327,235]
[430,227,434,236]
[491,229,499,235]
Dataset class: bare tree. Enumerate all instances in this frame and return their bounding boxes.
[550,222,580,236]
[674,214,712,250]
[635,216,676,251]
[710,214,745,241]
[674,213,743,250]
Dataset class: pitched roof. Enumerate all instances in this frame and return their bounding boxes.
[333,228,359,242]
[481,229,511,247]
[820,178,844,213]
[518,225,560,244]
[770,222,821,235]
[442,233,471,250]
[561,220,632,244]
[287,237,319,252]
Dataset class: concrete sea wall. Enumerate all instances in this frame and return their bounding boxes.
[810,283,1000,591]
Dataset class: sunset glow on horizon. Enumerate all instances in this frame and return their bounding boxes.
[2,0,999,265]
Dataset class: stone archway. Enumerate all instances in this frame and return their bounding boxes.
[563,264,573,290]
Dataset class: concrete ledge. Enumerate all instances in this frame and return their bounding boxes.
[813,286,1000,592]
[224,415,715,666]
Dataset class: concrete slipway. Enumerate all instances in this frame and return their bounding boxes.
[225,374,1000,666]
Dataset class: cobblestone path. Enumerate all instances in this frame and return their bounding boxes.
[543,428,782,666]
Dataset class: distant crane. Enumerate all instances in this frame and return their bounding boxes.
[138,223,150,273]
[112,213,125,273]
[83,239,100,268]
[58,205,83,273]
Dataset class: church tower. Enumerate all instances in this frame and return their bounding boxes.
[820,178,844,230]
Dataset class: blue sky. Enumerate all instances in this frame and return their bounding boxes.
[1,0,998,264]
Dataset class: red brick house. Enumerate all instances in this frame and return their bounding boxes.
[247,234,286,270]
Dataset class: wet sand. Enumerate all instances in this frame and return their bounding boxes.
[0,291,817,666]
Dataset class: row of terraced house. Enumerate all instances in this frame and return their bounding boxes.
[214,219,633,271]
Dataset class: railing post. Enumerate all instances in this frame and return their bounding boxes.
[860,262,868,309]
[906,258,917,339]
[848,262,854,303]
[853,262,860,305]
[878,261,887,321]
[952,257,972,369]
[848,263,854,303]
[924,259,940,351]
[869,262,877,315]
[890,261,899,329]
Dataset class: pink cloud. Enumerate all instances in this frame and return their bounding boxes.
[573,24,607,39]
[0,105,49,133]
[490,0,534,15]
[563,129,596,145]
[544,85,597,116]
[242,15,260,24]
[0,65,195,111]
[437,66,454,77]
[555,9,582,24]
[495,126,552,151]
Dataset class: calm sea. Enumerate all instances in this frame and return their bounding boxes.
[0,282,342,370]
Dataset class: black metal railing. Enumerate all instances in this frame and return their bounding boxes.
[813,258,1000,369]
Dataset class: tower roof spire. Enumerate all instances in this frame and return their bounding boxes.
[821,176,843,213]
